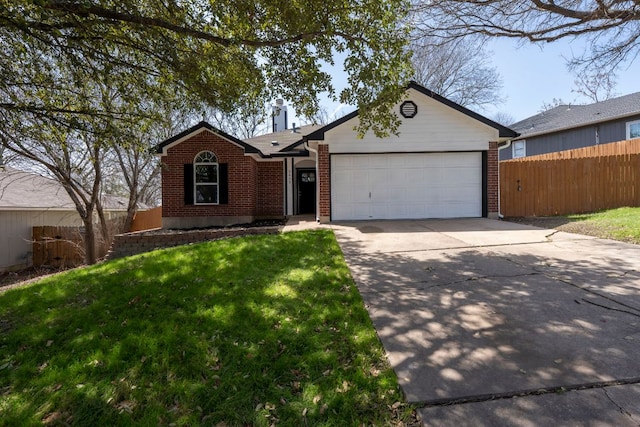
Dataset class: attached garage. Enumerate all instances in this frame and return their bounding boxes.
[294,82,518,222]
[331,152,483,220]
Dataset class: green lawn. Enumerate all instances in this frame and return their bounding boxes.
[568,206,640,243]
[0,230,414,426]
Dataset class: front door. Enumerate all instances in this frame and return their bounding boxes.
[297,169,316,214]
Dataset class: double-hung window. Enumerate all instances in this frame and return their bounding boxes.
[194,151,218,204]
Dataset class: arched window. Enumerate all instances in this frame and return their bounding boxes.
[194,151,219,204]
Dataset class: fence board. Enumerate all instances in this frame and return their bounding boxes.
[129,206,162,232]
[32,226,84,268]
[500,139,640,217]
[32,216,125,267]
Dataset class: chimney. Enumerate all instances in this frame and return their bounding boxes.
[272,99,288,133]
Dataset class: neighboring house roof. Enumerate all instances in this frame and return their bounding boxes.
[0,167,130,211]
[510,91,640,139]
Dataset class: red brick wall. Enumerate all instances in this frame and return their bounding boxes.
[256,161,284,217]
[488,141,499,215]
[318,144,330,220]
[161,130,256,219]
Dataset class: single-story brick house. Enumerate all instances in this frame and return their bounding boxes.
[156,82,518,228]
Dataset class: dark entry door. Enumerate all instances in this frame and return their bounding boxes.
[297,169,316,214]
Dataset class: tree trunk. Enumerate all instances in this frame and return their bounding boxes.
[83,217,97,265]
[122,207,136,234]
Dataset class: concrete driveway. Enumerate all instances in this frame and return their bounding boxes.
[331,219,640,426]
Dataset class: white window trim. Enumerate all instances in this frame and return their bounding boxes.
[512,140,526,158]
[194,151,219,205]
[626,119,640,140]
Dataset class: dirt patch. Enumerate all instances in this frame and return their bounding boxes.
[0,266,72,293]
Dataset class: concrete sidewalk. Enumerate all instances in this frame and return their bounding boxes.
[282,215,331,232]
[331,219,640,426]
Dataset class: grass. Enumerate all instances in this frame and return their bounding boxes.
[567,206,640,243]
[0,230,414,426]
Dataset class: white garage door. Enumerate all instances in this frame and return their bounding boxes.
[331,153,482,220]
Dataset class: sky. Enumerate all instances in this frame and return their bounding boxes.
[485,38,640,122]
[287,36,640,127]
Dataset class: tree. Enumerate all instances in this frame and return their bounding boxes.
[105,140,161,233]
[572,71,618,103]
[1,0,414,264]
[538,98,568,113]
[308,106,332,126]
[410,37,504,110]
[410,1,640,77]
[103,102,196,232]
[207,95,269,139]
[0,47,172,264]
[1,0,413,137]
[491,112,516,127]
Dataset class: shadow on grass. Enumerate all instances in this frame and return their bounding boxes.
[0,230,412,426]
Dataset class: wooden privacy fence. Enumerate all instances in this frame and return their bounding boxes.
[32,226,85,268]
[500,139,640,217]
[32,217,127,267]
[129,206,162,232]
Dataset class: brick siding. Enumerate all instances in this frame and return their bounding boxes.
[317,144,330,221]
[161,130,284,223]
[256,161,284,217]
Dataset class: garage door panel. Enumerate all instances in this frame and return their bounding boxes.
[333,170,369,203]
[331,153,482,220]
[335,203,371,220]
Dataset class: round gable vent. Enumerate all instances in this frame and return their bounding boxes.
[400,100,418,118]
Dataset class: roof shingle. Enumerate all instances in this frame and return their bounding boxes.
[510,91,640,139]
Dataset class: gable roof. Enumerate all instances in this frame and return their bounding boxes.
[510,91,640,139]
[158,82,519,157]
[0,168,131,211]
[155,121,264,157]
[408,82,519,139]
[244,124,321,156]
[295,82,518,144]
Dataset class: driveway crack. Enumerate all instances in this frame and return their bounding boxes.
[603,387,637,422]
[504,257,640,318]
[579,298,640,318]
[417,377,640,408]
[545,230,560,240]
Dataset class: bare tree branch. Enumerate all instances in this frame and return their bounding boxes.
[411,0,640,75]
[410,37,504,110]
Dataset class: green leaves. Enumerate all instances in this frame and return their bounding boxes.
[1,0,412,136]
